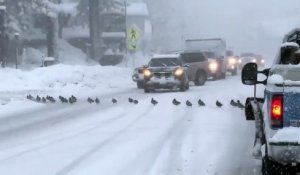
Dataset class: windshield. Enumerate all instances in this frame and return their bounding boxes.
[149,58,181,67]
[2,0,300,174]
[203,52,216,58]
[181,52,205,63]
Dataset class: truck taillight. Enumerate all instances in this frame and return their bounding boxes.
[271,95,283,128]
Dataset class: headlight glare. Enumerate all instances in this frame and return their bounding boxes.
[209,62,218,72]
[228,58,236,65]
[143,69,152,77]
[174,68,184,76]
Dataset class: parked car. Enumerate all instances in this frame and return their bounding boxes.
[132,66,147,89]
[241,29,300,175]
[143,54,189,93]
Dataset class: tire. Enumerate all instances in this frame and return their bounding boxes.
[137,81,144,89]
[194,70,207,86]
[180,83,186,92]
[262,157,281,175]
[144,86,151,93]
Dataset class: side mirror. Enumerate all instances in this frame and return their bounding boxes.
[241,63,258,85]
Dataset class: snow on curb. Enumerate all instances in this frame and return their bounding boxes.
[0,64,133,92]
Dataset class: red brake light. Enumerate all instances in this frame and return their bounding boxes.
[271,95,283,128]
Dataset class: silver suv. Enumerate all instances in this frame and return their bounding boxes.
[180,51,226,86]
[143,54,189,93]
[180,51,208,86]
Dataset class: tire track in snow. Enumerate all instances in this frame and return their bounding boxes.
[0,107,127,162]
[146,107,194,175]
[112,103,194,175]
[54,106,155,175]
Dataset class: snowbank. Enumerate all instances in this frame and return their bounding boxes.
[0,64,132,92]
[270,127,300,143]
[24,39,92,66]
[57,39,90,65]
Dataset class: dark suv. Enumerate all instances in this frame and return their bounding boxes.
[143,54,189,93]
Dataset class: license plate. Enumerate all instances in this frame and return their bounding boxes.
[290,120,300,127]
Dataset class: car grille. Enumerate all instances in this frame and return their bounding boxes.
[153,72,172,78]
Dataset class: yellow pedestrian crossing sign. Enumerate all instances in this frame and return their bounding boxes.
[128,25,141,42]
[128,43,138,50]
[127,25,142,51]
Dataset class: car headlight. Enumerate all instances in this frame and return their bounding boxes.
[174,68,184,77]
[238,59,242,63]
[209,62,218,72]
[228,58,236,65]
[143,69,152,77]
[252,59,257,63]
[261,59,265,63]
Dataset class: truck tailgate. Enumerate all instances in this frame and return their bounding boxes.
[284,92,300,127]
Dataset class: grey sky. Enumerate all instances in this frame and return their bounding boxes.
[148,0,300,62]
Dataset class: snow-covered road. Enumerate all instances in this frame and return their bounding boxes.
[0,73,262,175]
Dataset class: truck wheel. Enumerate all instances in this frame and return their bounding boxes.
[262,157,285,175]
[262,157,274,175]
[194,71,206,86]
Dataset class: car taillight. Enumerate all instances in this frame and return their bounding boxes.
[271,95,283,128]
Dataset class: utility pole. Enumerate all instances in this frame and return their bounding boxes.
[124,0,128,67]
[14,33,19,69]
[89,0,100,61]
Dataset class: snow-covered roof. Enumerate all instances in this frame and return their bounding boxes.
[281,42,299,48]
[127,2,149,16]
[152,54,180,59]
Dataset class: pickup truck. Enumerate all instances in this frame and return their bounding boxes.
[242,29,300,175]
